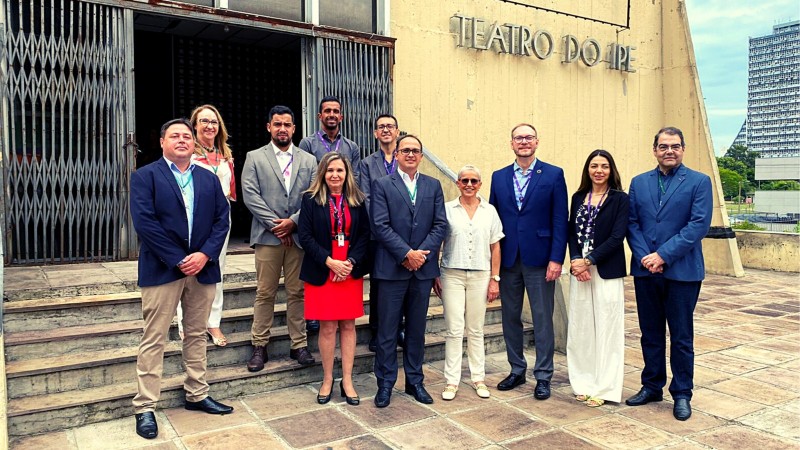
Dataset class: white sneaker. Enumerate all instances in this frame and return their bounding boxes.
[473,382,490,398]
[442,385,458,401]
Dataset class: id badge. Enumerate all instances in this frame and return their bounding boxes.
[337,233,345,247]
[582,240,590,258]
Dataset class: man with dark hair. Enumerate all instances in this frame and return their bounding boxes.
[241,105,318,372]
[371,134,448,408]
[358,113,402,351]
[130,118,233,440]
[298,95,362,333]
[625,126,712,421]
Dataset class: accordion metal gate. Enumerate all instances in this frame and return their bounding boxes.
[0,0,133,264]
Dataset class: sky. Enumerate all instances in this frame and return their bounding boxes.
[684,0,799,155]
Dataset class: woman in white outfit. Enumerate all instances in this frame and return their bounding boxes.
[567,149,629,407]
[434,165,503,400]
[177,104,236,346]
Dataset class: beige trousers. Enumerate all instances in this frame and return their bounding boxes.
[133,276,215,413]
[252,244,306,348]
[441,267,490,386]
[176,225,230,329]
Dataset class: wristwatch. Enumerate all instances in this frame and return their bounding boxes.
[491,275,501,282]
[584,258,592,266]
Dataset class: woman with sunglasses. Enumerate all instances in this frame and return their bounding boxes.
[176,104,236,346]
[433,165,504,401]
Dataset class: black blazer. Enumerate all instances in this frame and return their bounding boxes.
[298,193,371,286]
[567,189,629,279]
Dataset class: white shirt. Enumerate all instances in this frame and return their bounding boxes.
[274,145,294,194]
[398,168,420,205]
[441,196,504,271]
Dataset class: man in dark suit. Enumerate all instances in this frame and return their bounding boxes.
[358,113,401,351]
[625,126,712,421]
[130,118,233,440]
[489,123,568,401]
[371,134,448,408]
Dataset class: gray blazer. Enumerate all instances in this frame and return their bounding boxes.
[241,142,317,247]
[358,150,395,213]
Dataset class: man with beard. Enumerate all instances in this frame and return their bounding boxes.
[241,105,318,372]
[299,95,362,333]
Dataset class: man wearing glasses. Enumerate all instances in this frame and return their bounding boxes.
[359,114,402,351]
[370,134,448,408]
[489,123,568,401]
[625,126,712,421]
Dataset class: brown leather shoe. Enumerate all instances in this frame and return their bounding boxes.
[247,345,267,372]
[289,346,315,365]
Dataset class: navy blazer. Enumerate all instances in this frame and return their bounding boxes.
[298,193,371,286]
[627,164,712,281]
[370,172,448,280]
[567,189,629,279]
[489,160,568,268]
[130,158,230,287]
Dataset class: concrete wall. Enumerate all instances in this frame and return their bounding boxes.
[753,191,800,215]
[756,157,800,181]
[390,0,742,276]
[736,230,800,272]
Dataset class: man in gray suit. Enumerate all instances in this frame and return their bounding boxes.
[242,105,318,372]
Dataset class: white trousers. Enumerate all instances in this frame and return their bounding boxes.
[441,267,489,385]
[566,267,625,402]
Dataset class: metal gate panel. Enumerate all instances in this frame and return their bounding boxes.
[317,38,393,157]
[2,0,130,264]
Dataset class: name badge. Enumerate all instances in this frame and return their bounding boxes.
[582,240,590,258]
[337,233,345,247]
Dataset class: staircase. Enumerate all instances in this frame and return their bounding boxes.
[2,256,532,437]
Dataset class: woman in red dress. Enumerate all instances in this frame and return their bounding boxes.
[299,152,370,406]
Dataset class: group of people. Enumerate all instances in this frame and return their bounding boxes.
[129,96,712,440]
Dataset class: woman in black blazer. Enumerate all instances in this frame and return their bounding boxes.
[566,149,629,408]
[298,152,370,406]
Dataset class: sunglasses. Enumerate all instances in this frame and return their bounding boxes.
[459,178,481,185]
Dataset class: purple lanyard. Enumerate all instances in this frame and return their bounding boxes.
[384,155,396,175]
[513,170,532,203]
[281,152,293,177]
[585,189,609,230]
[330,195,346,235]
[317,131,342,153]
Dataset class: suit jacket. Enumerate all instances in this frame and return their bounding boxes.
[370,171,448,280]
[627,164,712,281]
[567,189,629,279]
[358,150,394,213]
[489,160,568,268]
[130,158,230,287]
[241,143,317,247]
[298,193,371,286]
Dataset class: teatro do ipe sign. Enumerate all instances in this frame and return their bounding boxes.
[452,14,636,72]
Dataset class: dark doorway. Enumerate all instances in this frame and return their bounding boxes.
[133,14,304,238]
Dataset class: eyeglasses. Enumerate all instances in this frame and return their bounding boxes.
[656,144,683,151]
[198,118,219,127]
[399,148,422,155]
[513,135,537,143]
[459,178,481,185]
[376,124,397,131]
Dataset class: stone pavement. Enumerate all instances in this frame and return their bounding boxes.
[9,269,800,449]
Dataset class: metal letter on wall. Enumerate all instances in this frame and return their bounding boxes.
[315,37,393,157]
[1,0,131,264]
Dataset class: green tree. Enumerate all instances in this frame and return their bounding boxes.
[760,180,800,191]
[723,144,757,183]
[718,168,744,200]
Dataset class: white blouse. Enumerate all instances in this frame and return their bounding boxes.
[441,196,504,271]
[192,153,234,200]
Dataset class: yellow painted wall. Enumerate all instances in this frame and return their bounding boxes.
[391,0,742,275]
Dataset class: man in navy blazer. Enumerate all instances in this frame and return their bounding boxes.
[370,134,448,408]
[489,123,568,401]
[130,119,232,440]
[625,126,712,421]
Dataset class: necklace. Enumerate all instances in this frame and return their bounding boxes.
[200,145,221,174]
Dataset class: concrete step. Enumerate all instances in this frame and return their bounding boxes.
[6,322,532,437]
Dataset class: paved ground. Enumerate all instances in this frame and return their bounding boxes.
[8,268,800,449]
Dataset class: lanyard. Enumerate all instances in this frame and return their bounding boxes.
[585,188,609,230]
[201,147,220,174]
[513,169,532,203]
[317,131,342,153]
[176,171,193,192]
[384,155,396,175]
[280,152,293,177]
[406,181,418,204]
[330,195,346,235]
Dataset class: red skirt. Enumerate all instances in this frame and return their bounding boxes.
[304,240,364,320]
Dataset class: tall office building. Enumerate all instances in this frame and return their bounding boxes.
[746,21,800,157]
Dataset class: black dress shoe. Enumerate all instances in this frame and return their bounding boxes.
[375,387,392,408]
[135,412,158,439]
[625,387,663,406]
[306,320,320,334]
[368,336,377,353]
[185,396,234,415]
[405,383,434,404]
[625,387,664,406]
[497,373,526,391]
[534,380,551,400]
[340,380,360,406]
[289,347,316,365]
[397,330,406,348]
[317,382,333,404]
[673,398,692,421]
